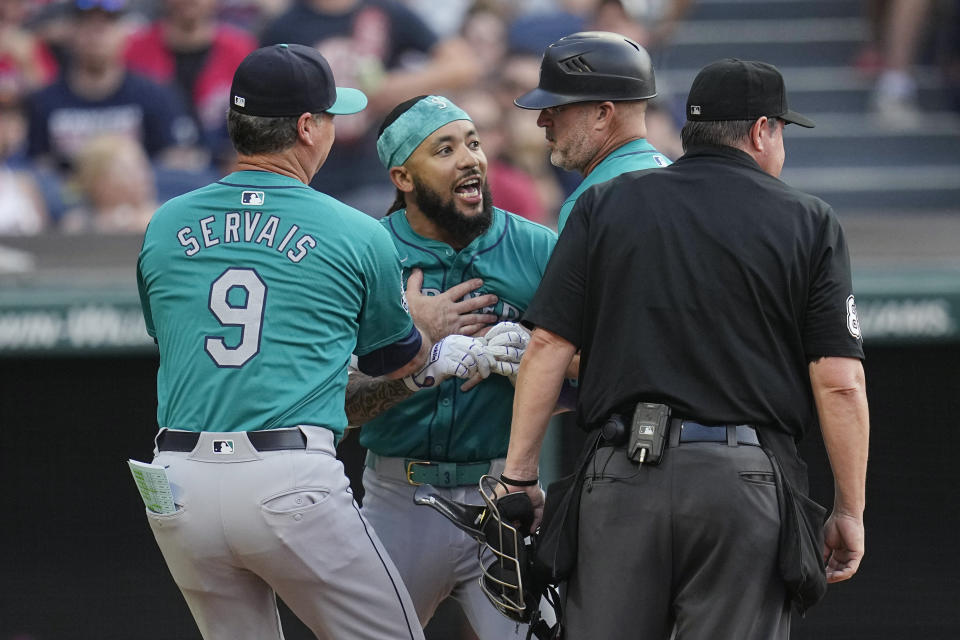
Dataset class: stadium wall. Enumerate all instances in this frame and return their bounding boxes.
[1,345,957,639]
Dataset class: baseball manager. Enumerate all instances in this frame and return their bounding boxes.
[135,44,484,639]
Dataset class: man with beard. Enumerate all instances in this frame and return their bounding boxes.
[344,94,557,639]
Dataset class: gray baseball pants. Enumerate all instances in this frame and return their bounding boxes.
[361,456,527,640]
[146,426,424,640]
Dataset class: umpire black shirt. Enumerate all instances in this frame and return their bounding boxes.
[525,145,864,480]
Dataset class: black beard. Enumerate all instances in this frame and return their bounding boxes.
[412,175,494,249]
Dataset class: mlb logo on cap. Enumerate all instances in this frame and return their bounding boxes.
[242,191,264,206]
[685,58,815,127]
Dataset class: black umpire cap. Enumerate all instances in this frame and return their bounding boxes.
[686,58,815,128]
[515,31,657,109]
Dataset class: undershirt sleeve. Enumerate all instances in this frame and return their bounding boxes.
[356,324,421,376]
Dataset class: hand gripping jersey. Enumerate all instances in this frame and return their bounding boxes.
[359,207,557,461]
[137,170,413,437]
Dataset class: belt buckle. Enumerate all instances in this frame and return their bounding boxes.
[405,460,432,486]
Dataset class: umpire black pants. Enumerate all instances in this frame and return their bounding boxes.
[565,438,789,640]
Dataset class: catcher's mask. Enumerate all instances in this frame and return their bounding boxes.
[476,475,539,622]
[413,476,562,639]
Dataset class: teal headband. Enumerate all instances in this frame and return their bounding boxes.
[377,95,472,169]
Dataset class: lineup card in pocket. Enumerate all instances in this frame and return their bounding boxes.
[128,459,176,514]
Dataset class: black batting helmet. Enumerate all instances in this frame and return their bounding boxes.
[515,31,657,110]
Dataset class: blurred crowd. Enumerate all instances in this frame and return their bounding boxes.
[0,0,695,235]
[0,0,958,236]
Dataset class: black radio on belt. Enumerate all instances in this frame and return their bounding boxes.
[600,402,670,465]
[627,402,670,465]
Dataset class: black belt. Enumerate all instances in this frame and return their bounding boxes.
[598,419,760,449]
[156,428,307,452]
[670,421,760,447]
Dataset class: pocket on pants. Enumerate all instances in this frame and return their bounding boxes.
[739,471,776,486]
[144,503,187,534]
[261,487,330,515]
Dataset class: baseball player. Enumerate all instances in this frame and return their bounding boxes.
[344,95,557,639]
[136,46,490,640]
[515,31,672,232]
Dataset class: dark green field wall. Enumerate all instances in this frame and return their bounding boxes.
[1,344,957,639]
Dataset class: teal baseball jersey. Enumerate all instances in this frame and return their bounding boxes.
[359,207,557,462]
[137,170,414,437]
[557,138,670,232]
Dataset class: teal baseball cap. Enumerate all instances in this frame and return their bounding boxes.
[377,95,472,169]
[230,44,367,117]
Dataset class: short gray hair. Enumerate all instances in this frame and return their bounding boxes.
[680,118,777,152]
[227,111,324,156]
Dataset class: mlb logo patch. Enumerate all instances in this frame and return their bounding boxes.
[234,95,246,108]
[242,191,265,206]
[213,440,235,454]
[690,105,701,115]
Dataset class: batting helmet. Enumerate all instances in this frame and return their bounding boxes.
[515,31,657,110]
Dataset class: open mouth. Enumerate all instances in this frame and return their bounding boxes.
[454,177,483,204]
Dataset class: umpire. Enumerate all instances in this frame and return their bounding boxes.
[500,58,870,639]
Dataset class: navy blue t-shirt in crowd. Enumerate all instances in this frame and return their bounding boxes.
[27,72,198,170]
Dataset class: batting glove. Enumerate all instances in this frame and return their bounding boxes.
[404,335,492,391]
[483,322,531,383]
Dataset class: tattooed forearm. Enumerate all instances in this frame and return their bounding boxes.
[345,370,416,426]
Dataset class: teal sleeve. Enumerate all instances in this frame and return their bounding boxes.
[355,224,415,355]
[537,228,558,277]
[136,258,156,339]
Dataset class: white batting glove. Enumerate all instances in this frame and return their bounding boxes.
[483,322,531,383]
[404,335,492,391]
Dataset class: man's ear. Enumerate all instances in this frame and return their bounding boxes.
[749,116,770,153]
[297,112,317,145]
[390,166,414,192]
[595,101,616,129]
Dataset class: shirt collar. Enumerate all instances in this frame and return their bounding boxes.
[677,144,764,173]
